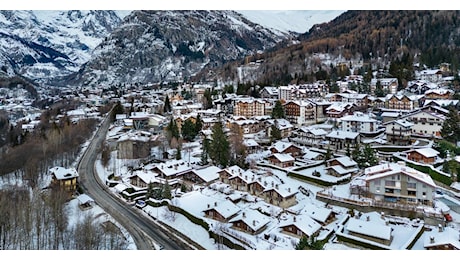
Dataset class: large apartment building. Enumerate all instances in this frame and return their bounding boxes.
[362,161,436,206]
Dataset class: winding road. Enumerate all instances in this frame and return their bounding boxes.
[77,110,194,250]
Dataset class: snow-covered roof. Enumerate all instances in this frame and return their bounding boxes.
[279,214,322,237]
[192,166,221,183]
[203,200,240,219]
[49,166,78,180]
[364,162,436,188]
[423,226,460,249]
[326,130,359,140]
[340,112,377,123]
[346,217,392,240]
[329,156,357,168]
[230,209,271,232]
[270,140,298,153]
[153,159,193,177]
[411,147,439,158]
[76,194,94,205]
[269,153,295,162]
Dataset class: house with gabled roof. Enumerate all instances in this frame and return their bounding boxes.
[267,153,295,168]
[344,212,393,246]
[262,183,298,208]
[181,165,220,187]
[279,214,322,239]
[217,165,244,184]
[203,200,241,222]
[406,147,440,165]
[228,169,258,193]
[151,159,193,180]
[49,166,79,192]
[129,170,161,188]
[229,209,271,235]
[326,156,359,177]
[269,140,303,157]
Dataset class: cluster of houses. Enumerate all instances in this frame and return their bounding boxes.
[30,63,460,249]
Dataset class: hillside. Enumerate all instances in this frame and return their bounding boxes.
[193,10,460,86]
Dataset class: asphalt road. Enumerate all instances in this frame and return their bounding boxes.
[77,112,193,250]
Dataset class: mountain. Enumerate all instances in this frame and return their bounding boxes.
[193,10,460,86]
[0,10,124,85]
[66,10,294,87]
[236,10,346,34]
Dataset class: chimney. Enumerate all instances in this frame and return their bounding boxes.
[366,216,370,222]
[439,224,443,232]
[243,212,246,218]
[381,212,385,220]
[430,236,435,243]
[214,202,217,207]
[253,220,256,226]
[275,184,279,189]
[293,216,296,222]
[174,164,178,170]
[271,181,274,187]
[207,204,210,208]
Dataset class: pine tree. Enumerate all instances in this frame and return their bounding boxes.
[362,144,378,168]
[181,118,196,141]
[210,121,230,167]
[270,122,282,142]
[163,95,171,113]
[441,107,460,144]
[195,114,203,134]
[271,100,285,119]
[201,138,210,165]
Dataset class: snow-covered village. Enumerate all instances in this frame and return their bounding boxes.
[2,7,460,254]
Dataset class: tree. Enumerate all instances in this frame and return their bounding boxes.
[271,100,285,119]
[374,80,385,97]
[111,101,124,122]
[441,107,460,144]
[203,89,213,109]
[324,146,333,162]
[163,95,171,113]
[362,143,378,168]
[175,145,182,160]
[181,118,197,142]
[270,121,282,142]
[229,124,247,169]
[209,121,230,168]
[295,235,323,250]
[194,114,203,134]
[201,138,210,165]
[166,118,180,144]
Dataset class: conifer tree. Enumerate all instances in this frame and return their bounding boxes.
[209,121,230,167]
[271,100,285,119]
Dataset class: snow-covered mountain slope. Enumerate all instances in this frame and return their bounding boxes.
[0,10,124,84]
[67,10,293,87]
[236,10,346,34]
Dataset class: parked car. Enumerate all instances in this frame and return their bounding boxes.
[444,213,453,222]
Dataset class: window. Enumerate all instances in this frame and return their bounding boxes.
[385,180,395,186]
[374,180,381,185]
[407,183,416,189]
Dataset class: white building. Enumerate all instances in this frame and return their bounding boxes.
[339,111,379,134]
